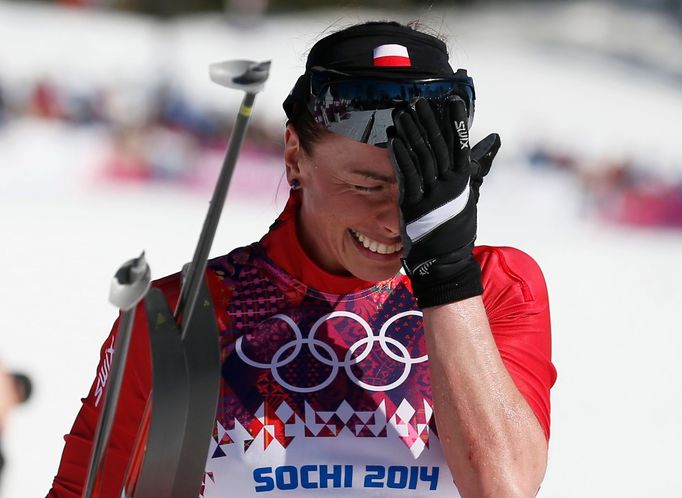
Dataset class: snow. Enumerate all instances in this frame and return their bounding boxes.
[0,2,681,497]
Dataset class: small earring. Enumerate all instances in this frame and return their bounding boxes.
[289,179,301,190]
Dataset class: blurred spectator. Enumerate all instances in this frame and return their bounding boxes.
[525,142,682,229]
[29,79,62,119]
[62,89,106,125]
[0,364,32,486]
[100,127,152,183]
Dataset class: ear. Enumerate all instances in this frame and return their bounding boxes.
[284,123,304,184]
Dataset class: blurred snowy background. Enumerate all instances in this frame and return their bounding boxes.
[0,0,681,496]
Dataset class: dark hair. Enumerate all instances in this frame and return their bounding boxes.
[286,20,448,154]
[285,95,328,156]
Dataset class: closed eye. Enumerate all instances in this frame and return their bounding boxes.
[353,185,383,193]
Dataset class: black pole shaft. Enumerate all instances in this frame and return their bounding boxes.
[175,91,257,338]
[83,308,137,498]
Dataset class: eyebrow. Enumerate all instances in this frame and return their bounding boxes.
[349,169,395,183]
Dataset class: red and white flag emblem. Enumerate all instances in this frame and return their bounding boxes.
[373,44,411,67]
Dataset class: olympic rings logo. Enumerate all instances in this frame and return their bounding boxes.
[235,310,426,393]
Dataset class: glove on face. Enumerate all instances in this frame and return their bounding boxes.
[387,96,501,308]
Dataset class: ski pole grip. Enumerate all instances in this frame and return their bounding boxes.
[109,252,151,311]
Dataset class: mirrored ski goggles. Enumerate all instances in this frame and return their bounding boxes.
[307,68,476,147]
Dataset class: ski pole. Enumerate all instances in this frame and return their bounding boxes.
[83,253,151,498]
[118,60,271,498]
[174,59,271,338]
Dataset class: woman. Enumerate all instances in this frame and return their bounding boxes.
[49,21,556,498]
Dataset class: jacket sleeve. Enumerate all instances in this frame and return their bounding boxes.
[476,246,557,440]
[46,266,229,497]
[45,273,186,498]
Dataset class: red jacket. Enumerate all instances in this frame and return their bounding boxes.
[48,198,556,497]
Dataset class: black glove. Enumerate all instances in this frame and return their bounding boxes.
[388,96,501,308]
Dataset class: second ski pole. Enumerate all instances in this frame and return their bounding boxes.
[175,60,271,336]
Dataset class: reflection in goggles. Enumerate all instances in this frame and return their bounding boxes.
[308,71,475,146]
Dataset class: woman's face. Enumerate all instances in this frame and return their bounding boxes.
[285,125,403,282]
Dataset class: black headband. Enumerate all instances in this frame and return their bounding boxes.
[284,22,456,118]
[306,21,453,77]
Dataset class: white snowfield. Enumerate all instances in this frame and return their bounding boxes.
[0,2,681,498]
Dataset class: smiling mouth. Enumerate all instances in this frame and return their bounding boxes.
[349,229,403,255]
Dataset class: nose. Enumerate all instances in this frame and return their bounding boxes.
[377,186,401,237]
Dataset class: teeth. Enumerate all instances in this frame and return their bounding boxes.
[350,230,402,255]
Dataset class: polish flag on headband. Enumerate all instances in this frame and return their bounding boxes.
[373,44,411,67]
